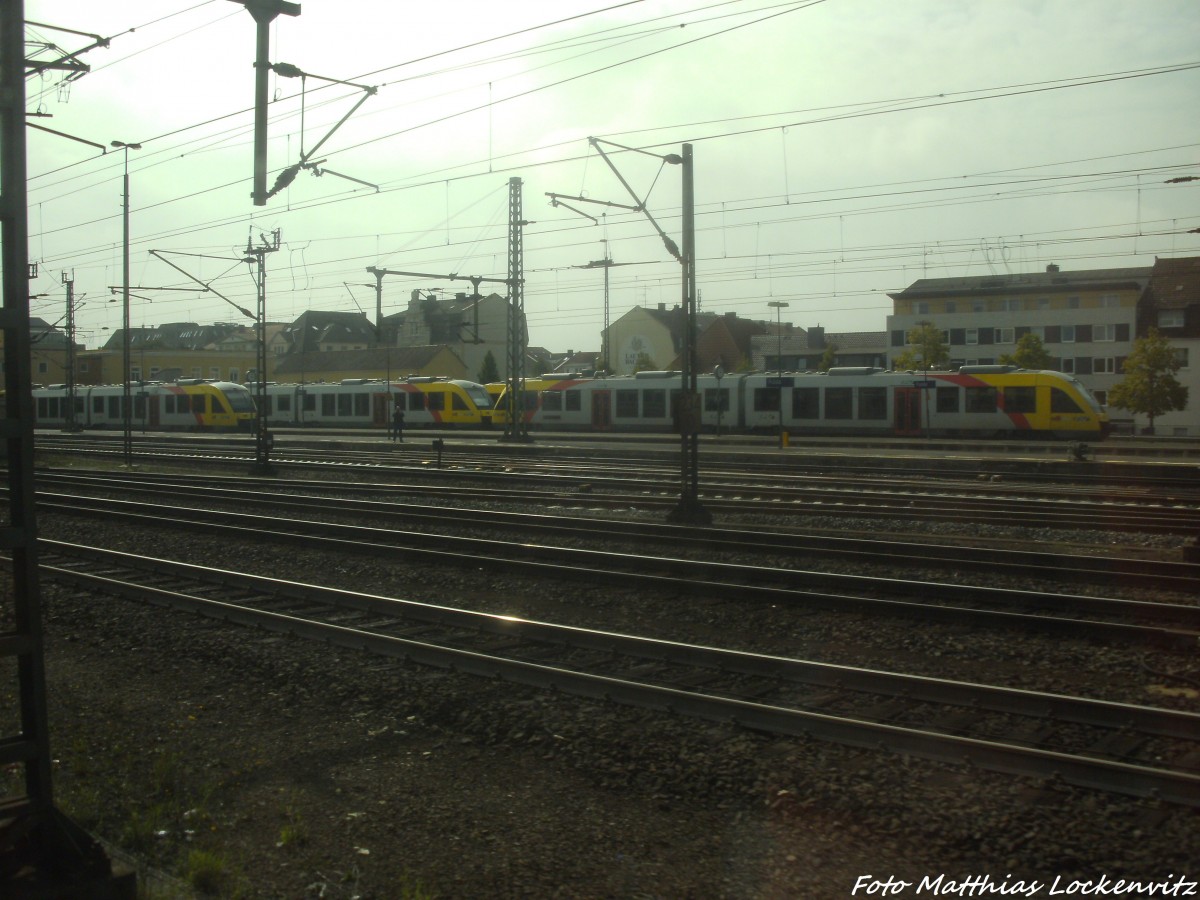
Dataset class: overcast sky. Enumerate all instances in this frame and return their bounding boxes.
[24,0,1200,355]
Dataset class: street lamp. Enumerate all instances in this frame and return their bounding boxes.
[112,140,141,468]
[768,301,789,448]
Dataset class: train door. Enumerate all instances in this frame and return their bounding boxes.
[893,387,922,436]
[591,390,611,431]
[148,393,161,429]
[372,393,390,428]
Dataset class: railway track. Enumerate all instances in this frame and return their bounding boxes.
[36,540,1200,807]
[28,437,1200,534]
[35,470,1200,598]
[35,483,1200,646]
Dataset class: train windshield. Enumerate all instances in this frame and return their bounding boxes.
[224,386,257,412]
[456,381,494,409]
[1061,375,1105,413]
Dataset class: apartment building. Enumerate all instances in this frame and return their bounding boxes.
[887,261,1197,435]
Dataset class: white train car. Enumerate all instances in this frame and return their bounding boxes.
[33,381,256,431]
[261,378,494,428]
[525,367,1108,439]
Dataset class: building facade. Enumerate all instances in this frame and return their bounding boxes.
[887,261,1196,435]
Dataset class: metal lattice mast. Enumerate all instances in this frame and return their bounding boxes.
[503,176,530,441]
[245,229,280,473]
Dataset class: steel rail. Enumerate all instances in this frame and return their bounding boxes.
[37,492,1200,645]
[37,542,1200,807]
[30,440,1200,532]
[35,472,1200,595]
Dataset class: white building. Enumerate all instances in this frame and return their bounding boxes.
[887,262,1197,435]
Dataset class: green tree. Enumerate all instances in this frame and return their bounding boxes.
[999,333,1054,369]
[1108,328,1188,434]
[817,343,839,372]
[476,350,500,385]
[892,322,949,371]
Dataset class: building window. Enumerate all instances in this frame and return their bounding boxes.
[1098,294,1120,308]
[997,327,1014,343]
[936,387,959,413]
[916,302,930,315]
[1062,325,1075,343]
[1093,390,1107,406]
[80,362,90,373]
[1174,348,1189,369]
[1037,297,1050,310]
[37,361,47,374]
[945,301,956,313]
[211,368,221,380]
[1005,298,1021,312]
[972,300,985,313]
[1058,358,1075,373]
[1094,324,1116,342]
[966,328,978,345]
[1093,358,1117,374]
[1068,296,1081,309]
[1158,309,1185,328]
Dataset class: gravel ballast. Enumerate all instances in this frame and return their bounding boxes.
[24,489,1200,899]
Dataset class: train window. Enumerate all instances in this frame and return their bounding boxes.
[521,391,538,410]
[752,387,778,412]
[453,394,469,411]
[92,396,103,414]
[354,394,370,416]
[565,390,582,412]
[704,388,729,413]
[410,392,426,411]
[192,395,206,414]
[858,387,887,420]
[165,396,176,414]
[427,392,446,412]
[542,391,563,413]
[792,387,819,419]
[616,390,639,418]
[825,387,852,419]
[936,387,959,413]
[108,397,121,417]
[643,390,667,418]
[337,394,353,416]
[321,394,335,416]
[1050,388,1084,414]
[276,395,291,413]
[965,386,997,413]
[1003,386,1036,413]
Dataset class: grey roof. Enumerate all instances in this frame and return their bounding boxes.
[889,266,1153,299]
[272,345,453,376]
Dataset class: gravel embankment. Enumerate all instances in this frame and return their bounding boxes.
[28,497,1200,899]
